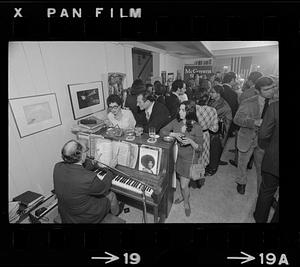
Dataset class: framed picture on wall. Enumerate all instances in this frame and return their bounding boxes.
[68,81,105,120]
[9,93,62,138]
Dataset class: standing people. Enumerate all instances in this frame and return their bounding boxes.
[206,85,232,175]
[253,100,279,222]
[222,72,239,137]
[160,101,203,217]
[195,93,219,183]
[234,76,276,195]
[165,79,184,120]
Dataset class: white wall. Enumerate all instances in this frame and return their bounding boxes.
[9,41,133,200]
[159,53,184,79]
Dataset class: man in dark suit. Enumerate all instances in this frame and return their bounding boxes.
[222,72,239,137]
[53,140,125,223]
[253,100,279,222]
[136,91,171,133]
[124,79,146,123]
[165,79,183,120]
[233,76,276,195]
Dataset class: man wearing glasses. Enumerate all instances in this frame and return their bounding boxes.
[233,76,277,195]
[53,140,125,223]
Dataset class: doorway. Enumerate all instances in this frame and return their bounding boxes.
[132,48,153,84]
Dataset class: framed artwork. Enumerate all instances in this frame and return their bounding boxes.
[9,93,62,138]
[68,81,105,120]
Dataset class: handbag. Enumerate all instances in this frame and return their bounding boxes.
[189,149,205,181]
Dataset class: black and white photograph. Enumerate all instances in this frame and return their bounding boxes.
[8,41,279,224]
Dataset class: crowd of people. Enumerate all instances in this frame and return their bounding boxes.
[53,70,279,223]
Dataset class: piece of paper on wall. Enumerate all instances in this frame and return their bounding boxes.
[108,72,126,97]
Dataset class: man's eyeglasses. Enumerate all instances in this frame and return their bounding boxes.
[109,105,120,110]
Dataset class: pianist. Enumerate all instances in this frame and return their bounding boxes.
[53,140,125,223]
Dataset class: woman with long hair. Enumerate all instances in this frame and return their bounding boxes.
[160,100,203,217]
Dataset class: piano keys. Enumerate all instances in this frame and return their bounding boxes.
[94,168,154,198]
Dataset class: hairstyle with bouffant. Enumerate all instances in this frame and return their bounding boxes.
[141,154,155,169]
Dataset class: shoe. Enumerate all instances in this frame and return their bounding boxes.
[184,204,191,217]
[174,198,184,204]
[229,159,237,167]
[117,202,125,216]
[196,178,205,189]
[219,160,228,165]
[205,168,217,176]
[236,183,246,195]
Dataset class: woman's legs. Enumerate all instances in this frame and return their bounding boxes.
[179,175,191,216]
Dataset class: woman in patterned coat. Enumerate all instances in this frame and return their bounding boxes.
[196,94,219,183]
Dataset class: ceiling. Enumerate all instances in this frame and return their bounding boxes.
[140,41,278,58]
[141,41,213,58]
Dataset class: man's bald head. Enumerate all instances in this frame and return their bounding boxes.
[61,140,84,163]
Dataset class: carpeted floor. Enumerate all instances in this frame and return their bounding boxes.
[119,137,260,223]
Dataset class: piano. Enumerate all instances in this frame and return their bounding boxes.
[77,128,175,223]
[95,168,154,198]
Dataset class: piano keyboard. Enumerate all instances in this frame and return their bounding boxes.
[95,169,154,197]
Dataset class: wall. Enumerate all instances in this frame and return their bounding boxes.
[213,46,279,76]
[159,53,184,80]
[9,42,132,200]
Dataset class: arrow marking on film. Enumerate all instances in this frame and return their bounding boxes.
[227,251,255,264]
[91,251,119,264]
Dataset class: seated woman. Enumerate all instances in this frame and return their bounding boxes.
[160,100,203,217]
[106,94,136,129]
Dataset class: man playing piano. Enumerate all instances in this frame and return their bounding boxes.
[53,140,125,223]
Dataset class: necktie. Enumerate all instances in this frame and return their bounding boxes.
[146,111,150,120]
[261,98,269,119]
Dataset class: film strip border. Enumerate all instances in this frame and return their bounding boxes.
[1,227,299,265]
[1,3,300,40]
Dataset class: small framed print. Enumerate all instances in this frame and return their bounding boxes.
[68,81,105,120]
[9,93,62,138]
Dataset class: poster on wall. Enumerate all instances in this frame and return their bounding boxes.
[161,71,166,85]
[108,72,126,97]
[183,65,212,81]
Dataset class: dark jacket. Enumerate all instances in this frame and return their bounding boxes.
[165,93,180,120]
[125,85,146,123]
[136,101,171,133]
[222,84,239,117]
[53,159,114,223]
[258,101,279,177]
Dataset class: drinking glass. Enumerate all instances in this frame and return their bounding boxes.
[149,127,156,142]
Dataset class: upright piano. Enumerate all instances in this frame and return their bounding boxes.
[78,128,175,223]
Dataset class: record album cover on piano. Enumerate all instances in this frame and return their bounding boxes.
[138,145,162,175]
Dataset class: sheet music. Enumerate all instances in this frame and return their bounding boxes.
[94,138,113,166]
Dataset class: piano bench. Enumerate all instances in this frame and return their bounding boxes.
[53,213,126,224]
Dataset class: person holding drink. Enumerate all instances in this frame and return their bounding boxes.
[160,100,203,217]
